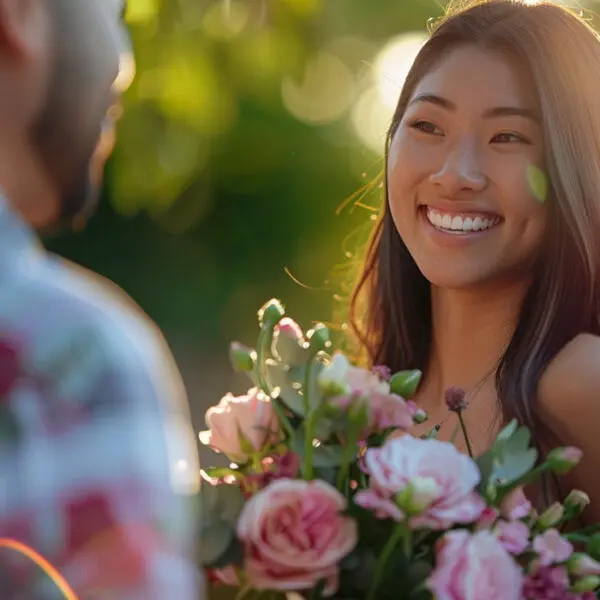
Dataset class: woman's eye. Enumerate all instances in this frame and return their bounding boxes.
[491,132,530,144]
[409,120,443,135]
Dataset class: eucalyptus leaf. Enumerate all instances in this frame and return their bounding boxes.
[272,326,308,366]
[197,519,233,566]
[389,370,422,399]
[475,451,495,496]
[206,535,244,569]
[491,424,537,484]
[492,447,538,485]
[218,482,246,524]
[493,419,518,448]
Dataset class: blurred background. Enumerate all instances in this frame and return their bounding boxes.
[40,0,580,466]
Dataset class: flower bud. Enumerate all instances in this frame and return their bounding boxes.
[568,553,600,576]
[547,447,583,475]
[413,409,428,424]
[258,298,285,328]
[564,489,590,512]
[272,318,306,365]
[318,353,351,396]
[444,387,468,413]
[229,342,256,373]
[372,365,392,382]
[396,477,440,514]
[307,323,330,351]
[538,502,565,529]
[389,370,422,399]
[571,575,600,593]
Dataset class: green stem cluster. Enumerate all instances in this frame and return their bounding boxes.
[367,524,407,600]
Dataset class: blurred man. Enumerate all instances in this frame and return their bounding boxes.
[0,0,201,597]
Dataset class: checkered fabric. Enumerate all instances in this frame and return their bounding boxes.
[0,197,202,599]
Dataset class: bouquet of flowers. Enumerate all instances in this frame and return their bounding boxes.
[198,299,600,600]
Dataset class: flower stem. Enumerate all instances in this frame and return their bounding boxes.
[336,431,358,491]
[566,522,600,540]
[367,524,405,600]
[256,327,295,444]
[302,351,319,480]
[457,411,473,458]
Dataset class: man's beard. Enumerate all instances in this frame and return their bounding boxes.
[28,67,103,232]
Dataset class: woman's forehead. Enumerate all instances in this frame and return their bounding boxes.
[410,46,538,112]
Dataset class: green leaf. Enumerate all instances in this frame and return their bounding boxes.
[237,425,256,458]
[494,419,518,448]
[389,370,422,399]
[492,442,538,486]
[0,404,19,445]
[197,519,233,566]
[206,535,244,569]
[202,467,242,480]
[475,451,495,496]
[527,164,549,203]
[217,482,246,524]
[199,481,245,526]
[292,433,357,467]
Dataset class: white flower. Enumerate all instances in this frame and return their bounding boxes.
[318,353,351,396]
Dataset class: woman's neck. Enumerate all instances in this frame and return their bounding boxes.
[424,279,528,408]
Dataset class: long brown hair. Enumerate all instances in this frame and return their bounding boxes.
[350,0,600,447]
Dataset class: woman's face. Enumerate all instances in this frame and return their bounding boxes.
[388,45,547,290]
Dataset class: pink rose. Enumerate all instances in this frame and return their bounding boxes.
[429,530,523,600]
[533,529,573,566]
[237,479,357,595]
[356,435,485,529]
[476,507,499,531]
[500,487,532,521]
[494,520,530,555]
[199,388,280,463]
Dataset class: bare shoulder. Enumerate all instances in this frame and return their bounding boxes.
[538,334,600,522]
[538,333,600,423]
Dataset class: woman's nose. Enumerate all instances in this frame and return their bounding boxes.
[429,143,488,195]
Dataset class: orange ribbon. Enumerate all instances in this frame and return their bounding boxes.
[0,538,78,600]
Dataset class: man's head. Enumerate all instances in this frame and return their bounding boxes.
[0,0,134,229]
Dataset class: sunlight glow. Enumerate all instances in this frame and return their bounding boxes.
[352,32,427,153]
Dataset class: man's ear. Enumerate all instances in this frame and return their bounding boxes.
[0,0,47,61]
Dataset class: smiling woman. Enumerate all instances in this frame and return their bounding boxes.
[350,0,600,523]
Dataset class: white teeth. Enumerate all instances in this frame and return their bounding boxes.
[426,208,499,233]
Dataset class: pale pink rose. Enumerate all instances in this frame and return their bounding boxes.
[199,388,280,463]
[429,530,523,600]
[369,391,415,431]
[500,487,532,521]
[533,529,573,566]
[359,435,485,529]
[494,520,530,555]
[237,479,357,595]
[346,364,390,396]
[354,489,405,522]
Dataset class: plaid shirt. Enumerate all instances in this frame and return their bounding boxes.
[0,197,202,598]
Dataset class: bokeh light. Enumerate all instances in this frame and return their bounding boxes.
[281,52,355,124]
[352,32,427,153]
